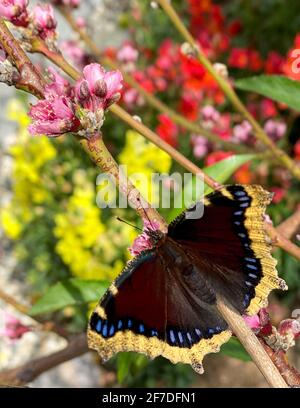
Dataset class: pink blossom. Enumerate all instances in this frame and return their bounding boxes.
[60,40,89,70]
[28,96,80,137]
[278,319,300,339]
[243,308,272,335]
[45,67,72,97]
[75,63,123,111]
[129,220,160,256]
[233,120,252,142]
[123,88,139,106]
[105,70,123,100]
[201,105,220,122]
[0,0,29,27]
[264,119,286,142]
[75,16,85,29]
[243,314,261,332]
[191,134,209,159]
[117,43,138,63]
[0,312,31,340]
[31,4,57,40]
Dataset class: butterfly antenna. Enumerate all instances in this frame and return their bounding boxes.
[136,196,154,230]
[116,217,143,232]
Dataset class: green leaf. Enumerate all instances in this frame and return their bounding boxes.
[203,154,255,195]
[167,154,255,221]
[29,278,108,316]
[220,337,251,362]
[235,75,300,111]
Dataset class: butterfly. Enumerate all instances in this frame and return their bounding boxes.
[87,185,287,374]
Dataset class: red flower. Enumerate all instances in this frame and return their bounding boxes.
[248,50,263,72]
[295,140,300,160]
[260,99,278,118]
[205,151,233,166]
[228,20,243,36]
[270,187,285,204]
[156,114,178,147]
[228,48,249,69]
[234,163,253,184]
[178,94,199,121]
[265,51,284,74]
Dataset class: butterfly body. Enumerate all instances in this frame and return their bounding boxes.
[88,185,287,373]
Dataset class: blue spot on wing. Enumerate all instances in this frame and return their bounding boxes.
[102,322,108,337]
[109,324,115,337]
[95,319,102,334]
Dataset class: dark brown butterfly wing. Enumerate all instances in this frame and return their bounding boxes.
[168,184,286,315]
[88,249,231,373]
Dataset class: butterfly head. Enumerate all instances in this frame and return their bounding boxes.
[145,229,165,247]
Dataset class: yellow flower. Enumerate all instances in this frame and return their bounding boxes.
[0,207,22,240]
[118,130,172,205]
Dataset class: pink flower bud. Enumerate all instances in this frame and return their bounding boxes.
[94,78,108,98]
[75,63,123,111]
[201,105,220,122]
[77,80,91,101]
[278,319,300,339]
[31,4,57,40]
[0,312,31,340]
[264,119,287,142]
[0,0,28,27]
[117,43,139,63]
[233,120,252,142]
[46,67,72,97]
[191,134,209,159]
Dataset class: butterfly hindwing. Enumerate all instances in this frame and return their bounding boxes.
[88,248,231,372]
[168,184,286,315]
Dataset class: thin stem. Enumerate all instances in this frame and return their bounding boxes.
[156,0,300,181]
[57,5,250,153]
[277,208,300,239]
[31,38,80,80]
[0,288,29,314]
[266,222,300,261]
[0,333,88,386]
[77,133,168,231]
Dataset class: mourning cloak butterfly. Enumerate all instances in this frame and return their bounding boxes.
[87,185,287,373]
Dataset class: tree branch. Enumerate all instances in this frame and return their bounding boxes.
[277,208,300,239]
[0,333,88,386]
[0,19,45,98]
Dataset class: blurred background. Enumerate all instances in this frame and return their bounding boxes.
[0,0,300,387]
